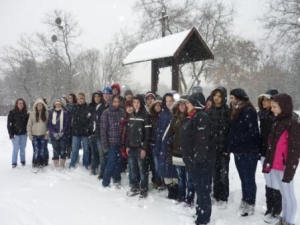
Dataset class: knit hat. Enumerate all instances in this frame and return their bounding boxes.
[145,91,155,100]
[52,98,65,107]
[125,100,133,108]
[124,89,133,97]
[111,83,121,94]
[102,87,112,95]
[191,85,203,94]
[230,88,249,101]
[187,93,205,109]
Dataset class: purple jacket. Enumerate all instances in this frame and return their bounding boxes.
[100,105,125,148]
[47,109,69,140]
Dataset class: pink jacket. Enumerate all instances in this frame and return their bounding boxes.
[271,130,288,171]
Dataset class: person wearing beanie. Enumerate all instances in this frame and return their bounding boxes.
[125,95,150,198]
[228,88,260,216]
[124,89,134,101]
[263,93,300,225]
[102,87,113,107]
[88,91,108,177]
[111,83,121,95]
[179,92,213,225]
[144,91,156,112]
[100,95,126,188]
[69,92,91,170]
[47,99,69,169]
[155,93,178,199]
[191,85,203,94]
[257,89,282,223]
[206,87,230,209]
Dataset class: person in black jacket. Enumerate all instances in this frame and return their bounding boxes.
[228,88,260,217]
[69,92,91,169]
[179,93,214,225]
[206,87,230,208]
[7,98,29,168]
[88,91,108,176]
[257,89,282,223]
[126,95,151,198]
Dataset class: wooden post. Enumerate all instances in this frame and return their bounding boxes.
[172,60,179,92]
[151,60,159,94]
[159,10,168,37]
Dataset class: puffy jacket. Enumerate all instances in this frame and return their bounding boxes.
[71,103,91,136]
[7,109,29,138]
[47,108,69,140]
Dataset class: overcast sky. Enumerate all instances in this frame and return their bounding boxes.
[0,0,268,92]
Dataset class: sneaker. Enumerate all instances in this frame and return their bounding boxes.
[113,182,122,189]
[127,187,140,197]
[21,162,26,166]
[240,203,254,217]
[264,214,280,224]
[139,189,148,199]
[12,164,17,168]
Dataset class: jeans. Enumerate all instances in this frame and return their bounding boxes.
[32,135,47,166]
[151,144,161,183]
[11,134,27,165]
[98,140,107,175]
[234,152,258,205]
[176,166,195,203]
[189,172,212,225]
[70,136,89,168]
[102,145,122,187]
[52,139,66,160]
[128,148,148,190]
[213,153,230,201]
[89,136,99,172]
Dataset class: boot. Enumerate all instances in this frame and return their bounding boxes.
[272,189,282,216]
[265,186,272,216]
[53,159,59,168]
[59,159,66,168]
[167,184,177,200]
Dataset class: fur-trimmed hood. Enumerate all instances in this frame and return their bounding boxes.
[33,98,48,112]
[171,99,187,115]
[149,100,162,116]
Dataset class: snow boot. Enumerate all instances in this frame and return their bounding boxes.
[272,188,282,217]
[241,203,255,217]
[53,159,59,168]
[167,184,178,200]
[59,159,66,168]
[139,189,148,199]
[127,187,140,197]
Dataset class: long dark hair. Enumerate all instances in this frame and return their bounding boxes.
[14,98,27,113]
[69,93,77,104]
[35,103,47,122]
[230,99,255,121]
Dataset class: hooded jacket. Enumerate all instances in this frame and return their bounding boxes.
[263,93,300,183]
[147,100,162,145]
[206,87,230,154]
[27,99,49,136]
[7,107,29,138]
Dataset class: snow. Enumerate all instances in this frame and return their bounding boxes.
[0,116,299,225]
[123,29,192,65]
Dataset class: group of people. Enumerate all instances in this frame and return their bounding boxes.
[6,83,300,225]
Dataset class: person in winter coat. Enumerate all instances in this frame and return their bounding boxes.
[7,98,29,168]
[167,99,195,206]
[206,87,230,208]
[102,87,112,107]
[262,93,300,225]
[228,88,260,216]
[144,91,155,112]
[27,99,49,168]
[124,89,133,101]
[100,95,125,188]
[126,95,151,198]
[257,89,282,223]
[69,92,91,169]
[48,98,69,168]
[66,93,77,159]
[179,92,214,225]
[88,91,108,176]
[155,93,178,199]
[147,100,163,189]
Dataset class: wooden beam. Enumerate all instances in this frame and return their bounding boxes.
[172,60,179,92]
[151,60,159,94]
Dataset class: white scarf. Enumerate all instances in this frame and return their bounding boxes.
[52,109,64,132]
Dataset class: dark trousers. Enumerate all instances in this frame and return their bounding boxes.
[88,136,99,172]
[52,139,66,160]
[213,153,230,201]
[32,135,47,166]
[128,148,148,190]
[189,172,212,225]
[234,152,258,205]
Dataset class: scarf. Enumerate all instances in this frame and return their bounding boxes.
[52,109,64,132]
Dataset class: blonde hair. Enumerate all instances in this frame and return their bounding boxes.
[77,92,85,98]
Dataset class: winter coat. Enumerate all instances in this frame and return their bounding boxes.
[70,103,91,136]
[47,108,69,140]
[179,109,214,174]
[147,100,162,145]
[263,94,300,183]
[166,99,187,162]
[126,107,150,150]
[228,106,260,155]
[258,109,274,157]
[7,109,29,139]
[100,105,125,149]
[206,87,230,154]
[27,99,49,137]
[155,93,177,178]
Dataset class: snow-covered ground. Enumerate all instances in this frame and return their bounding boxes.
[0,116,299,225]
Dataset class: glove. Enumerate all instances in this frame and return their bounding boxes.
[44,133,49,140]
[53,133,59,140]
[58,132,64,138]
[121,147,128,158]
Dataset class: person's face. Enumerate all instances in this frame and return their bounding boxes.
[17,100,24,110]
[36,103,43,111]
[112,97,120,108]
[94,94,101,104]
[112,88,118,95]
[146,97,154,106]
[213,92,223,106]
[262,98,271,109]
[126,106,134,114]
[154,103,161,112]
[55,102,62,109]
[133,99,141,111]
[165,96,174,109]
[229,95,236,106]
[125,95,133,101]
[271,100,282,116]
[77,95,86,105]
[178,103,186,113]
[186,101,194,111]
[68,95,73,104]
[103,93,110,102]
